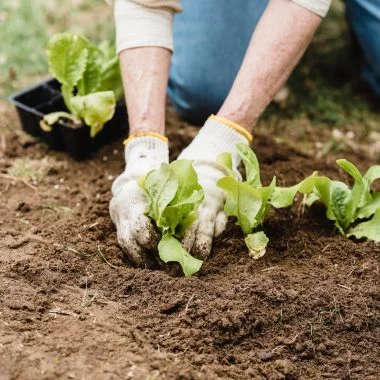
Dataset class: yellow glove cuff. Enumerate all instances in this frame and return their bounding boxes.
[209,115,253,143]
[123,132,168,146]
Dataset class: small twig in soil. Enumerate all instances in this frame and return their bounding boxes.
[322,243,332,253]
[308,322,313,338]
[260,266,281,272]
[81,279,98,307]
[183,294,195,314]
[97,244,118,269]
[0,173,37,190]
[337,284,351,291]
[48,308,78,317]
[67,246,94,258]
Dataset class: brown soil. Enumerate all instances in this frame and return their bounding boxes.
[0,106,379,380]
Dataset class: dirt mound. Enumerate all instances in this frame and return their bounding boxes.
[0,109,379,379]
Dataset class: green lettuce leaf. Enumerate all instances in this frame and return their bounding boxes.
[47,33,88,109]
[217,152,238,179]
[159,160,204,236]
[271,173,317,209]
[306,160,380,239]
[255,176,276,223]
[158,234,203,277]
[77,44,102,96]
[347,209,380,242]
[237,142,261,187]
[356,193,380,219]
[47,32,88,87]
[217,177,262,235]
[143,163,178,226]
[337,159,366,219]
[363,165,380,187]
[245,231,269,260]
[45,33,122,135]
[97,41,123,99]
[142,160,205,276]
[70,91,116,137]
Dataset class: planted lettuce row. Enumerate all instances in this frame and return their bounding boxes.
[140,144,380,276]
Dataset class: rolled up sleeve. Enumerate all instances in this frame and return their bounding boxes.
[114,0,179,54]
[291,0,332,17]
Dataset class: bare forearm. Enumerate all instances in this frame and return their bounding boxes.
[119,47,171,135]
[218,0,323,132]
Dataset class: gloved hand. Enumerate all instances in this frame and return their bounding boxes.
[110,133,169,266]
[178,115,252,259]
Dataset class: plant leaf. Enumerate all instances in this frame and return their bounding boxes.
[356,192,380,219]
[70,91,116,137]
[337,159,366,216]
[217,177,262,235]
[143,163,178,226]
[217,152,237,179]
[271,173,317,208]
[157,160,204,236]
[347,209,380,242]
[255,176,276,224]
[47,32,88,87]
[363,165,380,187]
[237,143,261,187]
[161,190,203,235]
[93,41,123,98]
[245,231,269,260]
[169,160,202,204]
[158,234,203,277]
[77,44,102,95]
[40,111,80,131]
[330,181,352,232]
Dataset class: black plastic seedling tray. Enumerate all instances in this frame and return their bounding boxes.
[9,79,128,160]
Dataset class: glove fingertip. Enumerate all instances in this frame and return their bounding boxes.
[214,211,228,237]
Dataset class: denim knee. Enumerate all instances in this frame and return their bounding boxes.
[168,74,227,126]
[168,0,269,125]
[346,0,380,95]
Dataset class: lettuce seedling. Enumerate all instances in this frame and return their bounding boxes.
[139,160,204,276]
[306,160,380,242]
[217,143,317,258]
[41,32,123,137]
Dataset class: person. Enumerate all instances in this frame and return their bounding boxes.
[109,0,379,266]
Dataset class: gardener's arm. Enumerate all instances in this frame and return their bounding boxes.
[217,0,323,131]
[111,0,331,264]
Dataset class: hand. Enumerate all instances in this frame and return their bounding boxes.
[178,115,251,259]
[110,134,169,266]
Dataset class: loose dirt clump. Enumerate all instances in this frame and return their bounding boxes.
[0,107,379,380]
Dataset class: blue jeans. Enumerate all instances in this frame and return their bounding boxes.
[346,0,380,96]
[168,0,380,125]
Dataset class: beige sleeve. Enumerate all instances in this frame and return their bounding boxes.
[114,0,176,53]
[128,0,182,12]
[114,0,331,55]
[291,0,331,17]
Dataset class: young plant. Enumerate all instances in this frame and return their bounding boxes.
[217,143,317,258]
[139,160,204,276]
[40,32,123,137]
[306,160,380,242]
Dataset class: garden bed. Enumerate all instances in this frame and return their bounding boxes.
[0,108,379,379]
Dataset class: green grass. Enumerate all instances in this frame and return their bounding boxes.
[0,0,114,98]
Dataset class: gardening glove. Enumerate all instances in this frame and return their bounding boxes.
[178,115,252,259]
[110,133,169,266]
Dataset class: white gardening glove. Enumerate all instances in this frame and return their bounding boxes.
[110,134,169,266]
[178,115,252,259]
